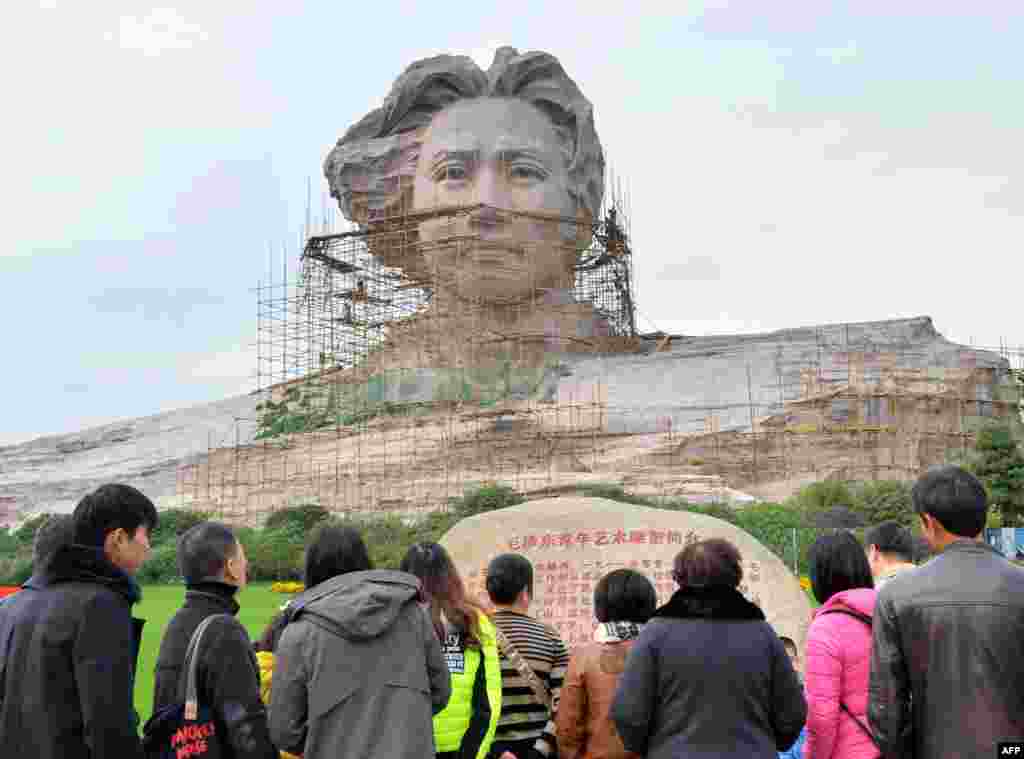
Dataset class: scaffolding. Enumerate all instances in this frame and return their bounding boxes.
[172,182,1024,524]
[255,198,636,404]
[176,319,1024,525]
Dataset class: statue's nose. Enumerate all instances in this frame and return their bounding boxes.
[473,167,505,214]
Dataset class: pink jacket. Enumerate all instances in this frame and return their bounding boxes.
[803,588,880,759]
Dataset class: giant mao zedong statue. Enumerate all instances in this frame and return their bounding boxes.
[322,47,614,405]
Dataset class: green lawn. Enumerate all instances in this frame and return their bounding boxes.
[134,582,287,726]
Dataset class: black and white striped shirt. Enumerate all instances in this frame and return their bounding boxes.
[492,610,570,757]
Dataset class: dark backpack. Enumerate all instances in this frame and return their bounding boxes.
[819,608,879,746]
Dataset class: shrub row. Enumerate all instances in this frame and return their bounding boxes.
[0,479,930,584]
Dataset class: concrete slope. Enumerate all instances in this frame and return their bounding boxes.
[573,315,1006,435]
[0,393,258,522]
[0,315,1005,521]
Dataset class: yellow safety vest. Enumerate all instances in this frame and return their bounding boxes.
[433,612,502,759]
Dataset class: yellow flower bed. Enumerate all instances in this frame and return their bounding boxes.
[271,581,305,594]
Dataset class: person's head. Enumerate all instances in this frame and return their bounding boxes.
[593,568,657,624]
[324,48,605,303]
[864,520,916,577]
[401,541,483,644]
[32,514,74,569]
[177,522,248,588]
[72,484,158,575]
[485,553,534,610]
[779,636,800,671]
[912,465,988,550]
[807,531,874,605]
[303,524,373,589]
[672,538,743,589]
[255,610,291,653]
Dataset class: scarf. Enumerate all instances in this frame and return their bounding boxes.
[593,621,643,643]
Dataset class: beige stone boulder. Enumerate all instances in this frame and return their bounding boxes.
[442,496,812,652]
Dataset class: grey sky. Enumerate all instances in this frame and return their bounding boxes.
[3,2,1023,446]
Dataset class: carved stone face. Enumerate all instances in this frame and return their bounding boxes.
[412,97,578,302]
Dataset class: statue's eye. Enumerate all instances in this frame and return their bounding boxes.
[509,164,546,181]
[434,164,467,182]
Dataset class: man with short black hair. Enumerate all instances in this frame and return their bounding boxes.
[32,513,74,567]
[486,553,569,759]
[864,520,916,588]
[153,521,277,759]
[869,465,1024,759]
[0,515,74,611]
[0,483,158,759]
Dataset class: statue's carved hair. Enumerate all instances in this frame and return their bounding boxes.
[324,47,605,227]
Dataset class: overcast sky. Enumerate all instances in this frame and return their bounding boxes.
[3,2,1023,446]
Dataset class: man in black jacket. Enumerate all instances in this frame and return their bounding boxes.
[0,483,157,759]
[868,465,1024,759]
[153,521,277,759]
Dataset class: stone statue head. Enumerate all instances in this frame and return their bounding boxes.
[324,47,605,303]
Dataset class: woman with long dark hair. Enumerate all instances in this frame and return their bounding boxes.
[401,542,501,759]
[804,532,880,759]
[268,525,451,759]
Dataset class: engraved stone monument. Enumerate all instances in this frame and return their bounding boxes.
[441,497,812,651]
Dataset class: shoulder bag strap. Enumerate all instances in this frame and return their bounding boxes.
[183,613,232,720]
[494,624,552,712]
[818,608,878,746]
[840,702,877,743]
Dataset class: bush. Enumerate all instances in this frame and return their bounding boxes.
[849,481,916,528]
[973,424,1024,526]
[448,483,525,518]
[13,513,56,546]
[233,525,260,553]
[353,515,420,570]
[0,529,19,556]
[136,541,182,584]
[0,552,33,585]
[6,556,34,585]
[786,481,855,519]
[246,523,306,581]
[149,509,214,548]
[810,505,868,529]
[263,503,331,533]
[728,502,813,574]
[679,502,740,524]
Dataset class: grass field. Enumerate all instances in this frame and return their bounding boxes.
[134,582,286,725]
[132,582,820,727]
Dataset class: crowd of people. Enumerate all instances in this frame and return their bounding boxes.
[0,464,1023,758]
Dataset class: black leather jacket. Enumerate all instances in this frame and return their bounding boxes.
[868,539,1024,759]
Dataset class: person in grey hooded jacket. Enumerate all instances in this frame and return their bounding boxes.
[268,525,451,759]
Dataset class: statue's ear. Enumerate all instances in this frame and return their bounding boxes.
[570,206,593,264]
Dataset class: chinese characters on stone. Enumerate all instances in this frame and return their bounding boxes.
[507,527,699,551]
[463,528,764,647]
